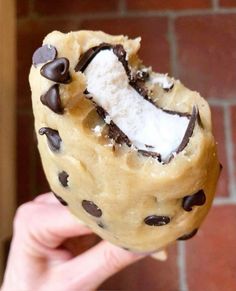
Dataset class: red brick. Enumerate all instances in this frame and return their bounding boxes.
[81,17,170,73]
[211,106,229,197]
[230,106,236,179]
[17,19,78,110]
[126,0,211,10]
[175,15,236,99]
[100,245,178,290]
[17,112,35,205]
[17,0,30,17]
[34,0,119,15]
[186,205,236,291]
[219,0,236,7]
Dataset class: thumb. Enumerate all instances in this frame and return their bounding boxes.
[59,240,145,290]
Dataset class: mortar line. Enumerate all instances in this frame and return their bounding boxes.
[168,14,178,76]
[178,242,188,291]
[29,0,34,15]
[213,197,236,205]
[223,105,236,199]
[172,7,236,16]
[16,8,236,22]
[208,98,236,106]
[119,0,126,15]
[212,0,219,11]
[29,0,39,19]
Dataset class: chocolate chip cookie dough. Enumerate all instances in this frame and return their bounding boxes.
[29,30,220,253]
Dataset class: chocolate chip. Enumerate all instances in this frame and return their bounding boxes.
[177,228,198,240]
[52,191,68,206]
[32,45,57,67]
[40,58,71,84]
[97,222,104,228]
[83,89,90,95]
[135,70,149,82]
[40,84,63,114]
[182,190,206,212]
[163,83,174,92]
[122,247,130,251]
[38,127,62,152]
[82,200,102,217]
[144,215,170,226]
[58,171,69,187]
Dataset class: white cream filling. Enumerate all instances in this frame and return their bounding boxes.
[84,49,189,160]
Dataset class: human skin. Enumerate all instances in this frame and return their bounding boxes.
[1,193,144,291]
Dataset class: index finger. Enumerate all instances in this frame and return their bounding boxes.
[14,197,93,250]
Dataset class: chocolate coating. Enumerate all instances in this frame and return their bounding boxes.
[96,106,132,147]
[40,58,71,84]
[38,127,62,152]
[113,44,150,100]
[176,106,198,154]
[75,43,150,100]
[58,171,69,187]
[77,43,198,163]
[75,43,112,72]
[113,44,131,77]
[108,122,132,147]
[183,190,206,212]
[52,191,68,206]
[82,200,102,217]
[96,106,108,120]
[32,45,57,67]
[40,84,63,114]
[138,149,161,161]
[144,215,170,226]
[178,228,198,240]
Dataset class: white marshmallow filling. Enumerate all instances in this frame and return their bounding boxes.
[84,49,195,161]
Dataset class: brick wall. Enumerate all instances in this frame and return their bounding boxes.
[17,1,236,290]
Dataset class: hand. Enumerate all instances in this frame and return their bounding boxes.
[1,193,144,291]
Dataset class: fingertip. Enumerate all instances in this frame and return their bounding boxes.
[102,241,145,266]
[34,192,56,203]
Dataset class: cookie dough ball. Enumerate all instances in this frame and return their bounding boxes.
[29,30,220,253]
